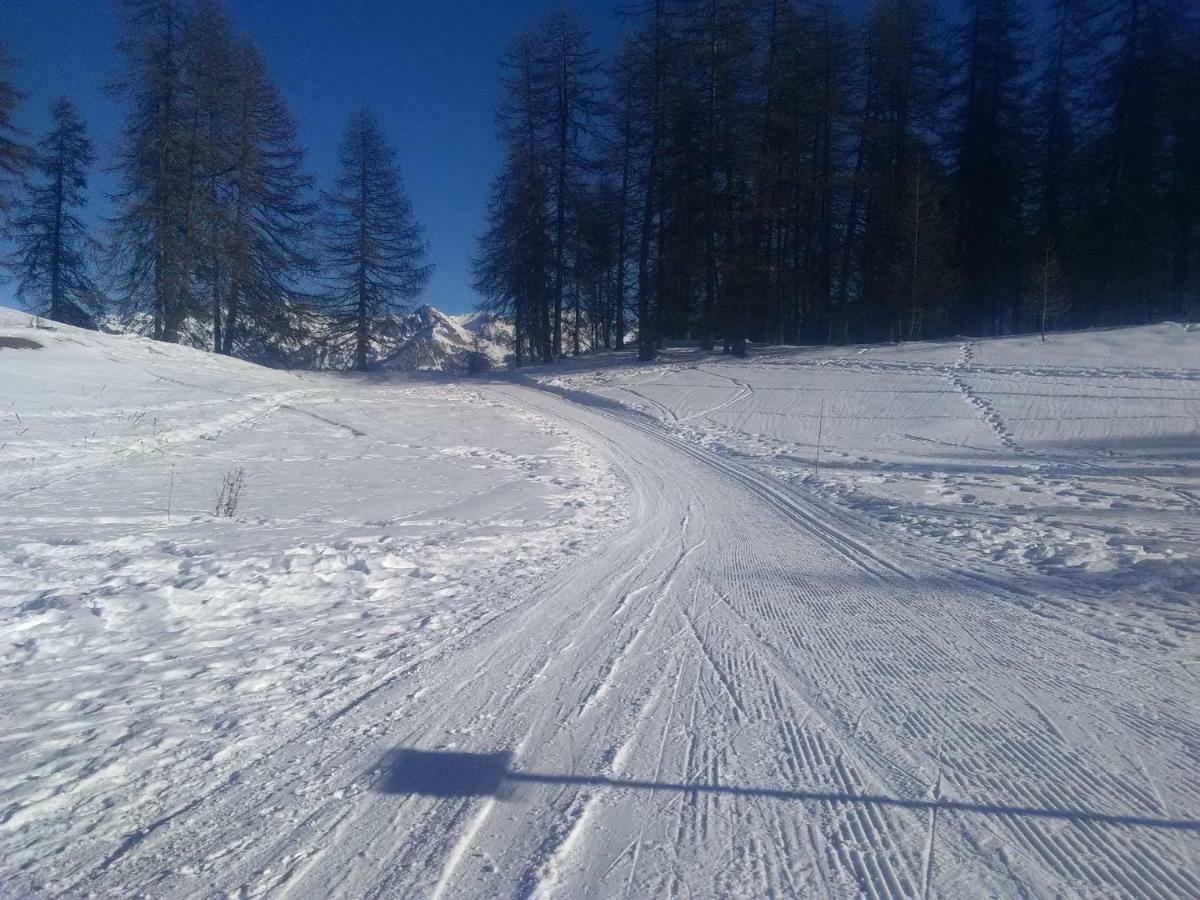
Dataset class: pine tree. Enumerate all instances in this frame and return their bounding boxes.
[537,8,603,358]
[323,108,432,371]
[0,43,26,221]
[109,0,192,341]
[1084,0,1175,322]
[854,0,946,342]
[953,0,1030,335]
[1164,12,1199,315]
[12,98,100,327]
[215,38,316,358]
[473,142,553,368]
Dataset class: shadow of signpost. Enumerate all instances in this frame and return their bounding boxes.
[378,749,516,797]
[376,748,1200,833]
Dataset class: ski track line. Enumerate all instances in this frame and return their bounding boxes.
[31,373,1200,899]
[505,378,1199,897]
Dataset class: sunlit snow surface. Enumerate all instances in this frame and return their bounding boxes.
[0,307,622,893]
[2,308,1198,897]
[539,327,1200,640]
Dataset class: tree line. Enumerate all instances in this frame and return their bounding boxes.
[474,0,1200,362]
[0,0,430,370]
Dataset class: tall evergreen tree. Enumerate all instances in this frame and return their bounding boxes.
[473,142,553,367]
[537,8,603,358]
[471,0,1193,352]
[490,31,559,363]
[1165,17,1200,314]
[853,0,945,342]
[1084,0,1175,322]
[12,98,100,327]
[109,0,192,341]
[606,36,651,352]
[953,0,1030,335]
[213,38,316,358]
[630,0,671,361]
[0,43,25,221]
[323,107,432,371]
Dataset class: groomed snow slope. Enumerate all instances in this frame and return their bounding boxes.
[0,309,622,894]
[2,312,1198,897]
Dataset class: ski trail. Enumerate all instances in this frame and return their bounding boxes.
[44,368,1200,899]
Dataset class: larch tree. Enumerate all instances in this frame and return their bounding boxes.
[1084,0,1175,322]
[953,0,1030,335]
[473,141,553,367]
[479,31,558,365]
[854,0,946,342]
[12,98,100,327]
[0,43,26,221]
[471,0,1191,351]
[109,0,192,341]
[1165,20,1200,313]
[537,7,603,359]
[215,38,316,359]
[629,0,672,362]
[323,107,432,372]
[606,36,650,352]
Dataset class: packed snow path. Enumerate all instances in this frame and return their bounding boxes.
[26,393,1199,897]
[3,316,1198,897]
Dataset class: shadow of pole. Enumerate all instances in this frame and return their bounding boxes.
[506,772,1200,832]
[375,749,1200,832]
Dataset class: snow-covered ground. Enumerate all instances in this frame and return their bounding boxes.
[0,308,621,894]
[2,310,1198,897]
[538,326,1200,647]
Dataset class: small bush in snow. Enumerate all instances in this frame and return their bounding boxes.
[214,467,246,517]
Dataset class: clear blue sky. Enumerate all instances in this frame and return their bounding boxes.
[2,0,623,313]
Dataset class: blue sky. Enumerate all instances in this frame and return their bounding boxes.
[2,1,623,313]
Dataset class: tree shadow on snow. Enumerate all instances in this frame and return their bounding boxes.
[374,748,1200,832]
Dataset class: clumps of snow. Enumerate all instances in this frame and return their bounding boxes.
[0,306,625,885]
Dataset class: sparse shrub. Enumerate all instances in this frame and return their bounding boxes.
[214,467,246,517]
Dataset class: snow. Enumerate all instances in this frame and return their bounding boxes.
[2,308,1198,897]
[0,308,621,893]
[537,326,1200,641]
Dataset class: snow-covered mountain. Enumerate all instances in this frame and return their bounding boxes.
[101,304,515,373]
[380,306,514,372]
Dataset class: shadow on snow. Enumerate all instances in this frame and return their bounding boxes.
[375,748,1200,832]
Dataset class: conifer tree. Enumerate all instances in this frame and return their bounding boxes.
[953,0,1030,335]
[537,8,603,358]
[473,143,553,367]
[215,38,316,358]
[1166,21,1200,313]
[323,108,432,371]
[109,0,192,341]
[483,31,560,364]
[0,43,25,221]
[12,98,100,326]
